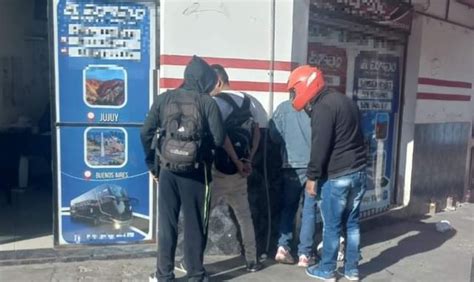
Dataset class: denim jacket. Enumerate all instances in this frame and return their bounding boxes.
[269,100,311,169]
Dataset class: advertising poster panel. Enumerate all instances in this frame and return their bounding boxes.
[308,43,348,94]
[53,0,156,245]
[352,51,400,215]
[57,126,152,244]
[54,0,154,124]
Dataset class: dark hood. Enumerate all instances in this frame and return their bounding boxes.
[181,55,217,94]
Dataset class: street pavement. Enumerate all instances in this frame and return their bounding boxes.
[1,204,473,281]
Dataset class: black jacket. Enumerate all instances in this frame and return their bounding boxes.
[140,55,225,176]
[307,89,366,181]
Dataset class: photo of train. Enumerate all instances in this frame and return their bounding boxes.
[70,184,136,226]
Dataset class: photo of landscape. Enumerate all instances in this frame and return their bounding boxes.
[86,128,126,167]
[84,65,126,107]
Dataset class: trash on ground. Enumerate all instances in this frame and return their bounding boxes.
[435,220,454,233]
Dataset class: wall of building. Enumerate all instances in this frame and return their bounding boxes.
[396,13,423,207]
[159,0,309,119]
[159,0,472,253]
[159,0,310,256]
[411,0,474,28]
[398,5,474,214]
[0,0,49,129]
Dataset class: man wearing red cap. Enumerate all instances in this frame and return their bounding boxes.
[287,65,367,281]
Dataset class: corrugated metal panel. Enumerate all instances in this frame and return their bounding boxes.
[412,122,470,204]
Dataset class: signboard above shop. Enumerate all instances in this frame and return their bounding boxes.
[310,0,413,40]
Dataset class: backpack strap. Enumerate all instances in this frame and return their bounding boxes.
[218,92,253,112]
[217,92,240,111]
[240,92,251,112]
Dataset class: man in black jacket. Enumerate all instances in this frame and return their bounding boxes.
[141,55,225,282]
[286,65,366,281]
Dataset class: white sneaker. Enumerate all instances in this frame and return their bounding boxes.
[337,250,345,262]
[275,246,295,264]
[317,237,345,261]
[149,274,158,282]
[297,255,315,267]
[174,259,187,274]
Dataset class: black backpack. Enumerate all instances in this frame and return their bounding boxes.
[157,90,205,173]
[214,93,255,175]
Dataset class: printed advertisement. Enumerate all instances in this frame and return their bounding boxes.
[57,127,152,244]
[55,0,154,124]
[353,51,400,214]
[307,43,347,94]
[53,0,156,245]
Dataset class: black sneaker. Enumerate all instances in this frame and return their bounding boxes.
[246,261,263,272]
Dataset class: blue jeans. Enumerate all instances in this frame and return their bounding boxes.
[297,189,318,257]
[277,169,306,250]
[319,170,366,273]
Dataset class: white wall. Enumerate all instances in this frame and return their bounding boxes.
[290,0,310,66]
[398,9,474,208]
[411,0,474,28]
[449,0,474,27]
[397,14,424,206]
[406,1,474,125]
[160,0,309,117]
[411,0,448,18]
[160,0,272,60]
[0,0,49,128]
[415,16,474,124]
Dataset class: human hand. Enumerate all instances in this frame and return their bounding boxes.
[305,180,317,197]
[235,159,250,177]
[242,160,253,176]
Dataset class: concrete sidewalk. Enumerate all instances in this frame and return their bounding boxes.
[1,204,473,281]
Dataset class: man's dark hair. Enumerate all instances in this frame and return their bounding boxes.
[211,64,229,85]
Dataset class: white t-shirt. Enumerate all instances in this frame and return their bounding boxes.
[213,91,268,128]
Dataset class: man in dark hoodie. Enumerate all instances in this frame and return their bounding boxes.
[141,56,225,282]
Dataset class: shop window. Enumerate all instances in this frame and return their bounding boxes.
[308,23,405,216]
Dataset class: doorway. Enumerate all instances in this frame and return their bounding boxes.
[0,0,53,252]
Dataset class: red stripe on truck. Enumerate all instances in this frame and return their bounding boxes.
[418,77,472,89]
[160,55,297,71]
[160,78,288,92]
[416,92,471,101]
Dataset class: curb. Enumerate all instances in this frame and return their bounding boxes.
[0,244,157,267]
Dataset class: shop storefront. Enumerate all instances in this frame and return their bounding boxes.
[307,0,412,218]
[2,0,417,258]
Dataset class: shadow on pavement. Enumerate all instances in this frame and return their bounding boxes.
[359,219,457,279]
[201,256,276,281]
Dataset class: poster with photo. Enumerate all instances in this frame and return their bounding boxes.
[53,0,156,245]
[84,65,127,108]
[85,127,127,168]
[353,51,400,213]
[307,43,347,93]
[54,0,155,124]
[57,126,152,245]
